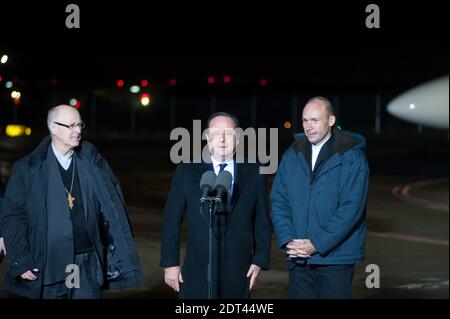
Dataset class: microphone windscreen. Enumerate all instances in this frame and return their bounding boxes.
[215,170,232,191]
[199,171,216,190]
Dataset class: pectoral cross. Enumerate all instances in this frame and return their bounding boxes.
[67,192,75,209]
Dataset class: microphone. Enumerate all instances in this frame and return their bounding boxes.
[214,170,232,203]
[199,171,216,202]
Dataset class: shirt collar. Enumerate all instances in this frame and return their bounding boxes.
[311,132,332,150]
[51,143,74,169]
[211,157,234,170]
[51,143,73,159]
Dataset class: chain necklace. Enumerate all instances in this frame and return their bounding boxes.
[64,156,76,209]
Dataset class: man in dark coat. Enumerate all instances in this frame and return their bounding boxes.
[160,112,272,299]
[0,178,4,205]
[0,178,5,262]
[0,105,144,299]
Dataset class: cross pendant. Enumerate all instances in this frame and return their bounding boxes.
[67,193,75,209]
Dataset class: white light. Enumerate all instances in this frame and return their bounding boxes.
[5,81,13,89]
[141,97,150,106]
[69,98,77,106]
[130,85,140,93]
[11,91,21,99]
[387,76,449,129]
[1,55,8,64]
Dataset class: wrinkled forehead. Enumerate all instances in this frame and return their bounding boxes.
[56,107,81,123]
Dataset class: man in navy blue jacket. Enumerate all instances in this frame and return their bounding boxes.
[271,96,369,299]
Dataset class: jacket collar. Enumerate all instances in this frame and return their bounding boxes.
[29,135,100,169]
[292,127,359,157]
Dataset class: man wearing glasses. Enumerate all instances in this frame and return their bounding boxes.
[0,104,143,299]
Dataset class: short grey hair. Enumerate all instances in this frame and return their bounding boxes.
[207,112,240,129]
[47,104,73,129]
[47,106,59,128]
[306,96,334,116]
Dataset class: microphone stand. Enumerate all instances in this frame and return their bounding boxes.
[208,198,215,299]
[201,196,218,299]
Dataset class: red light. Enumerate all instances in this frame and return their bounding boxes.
[169,78,177,87]
[0,75,3,82]
[13,98,21,105]
[141,80,149,87]
[140,93,150,99]
[223,76,231,84]
[207,76,216,84]
[74,101,81,109]
[259,79,268,86]
[116,80,124,87]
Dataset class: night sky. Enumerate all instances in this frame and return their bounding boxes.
[0,2,448,131]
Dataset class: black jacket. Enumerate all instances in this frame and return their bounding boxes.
[0,178,4,238]
[0,136,144,298]
[160,160,272,298]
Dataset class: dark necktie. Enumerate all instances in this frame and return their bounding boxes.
[217,163,230,209]
[215,163,229,239]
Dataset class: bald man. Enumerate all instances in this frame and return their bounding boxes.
[271,97,369,299]
[0,105,143,299]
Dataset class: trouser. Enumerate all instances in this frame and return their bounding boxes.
[41,249,103,299]
[288,263,355,299]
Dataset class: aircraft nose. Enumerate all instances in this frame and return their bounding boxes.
[386,76,449,129]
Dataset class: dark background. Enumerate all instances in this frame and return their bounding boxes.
[0,0,448,308]
[1,1,448,176]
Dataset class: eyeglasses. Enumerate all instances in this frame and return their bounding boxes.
[54,121,86,130]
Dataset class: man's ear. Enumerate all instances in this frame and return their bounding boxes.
[234,130,240,146]
[48,123,57,135]
[329,115,336,127]
[205,134,213,150]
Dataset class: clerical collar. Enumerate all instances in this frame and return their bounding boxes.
[51,143,74,171]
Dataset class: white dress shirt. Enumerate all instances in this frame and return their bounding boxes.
[51,143,73,170]
[211,157,235,197]
[311,133,332,171]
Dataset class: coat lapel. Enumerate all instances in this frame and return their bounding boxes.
[229,162,247,213]
[75,153,89,220]
[34,161,48,215]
